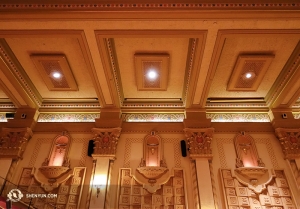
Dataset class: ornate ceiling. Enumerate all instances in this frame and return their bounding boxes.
[0,0,299,125]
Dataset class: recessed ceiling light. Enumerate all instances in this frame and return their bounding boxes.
[51,71,62,79]
[245,73,252,78]
[147,70,158,80]
[242,71,255,80]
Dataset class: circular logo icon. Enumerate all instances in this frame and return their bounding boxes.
[7,189,23,202]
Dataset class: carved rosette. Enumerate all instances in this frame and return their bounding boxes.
[91,127,122,157]
[0,127,33,159]
[275,128,300,159]
[183,128,214,159]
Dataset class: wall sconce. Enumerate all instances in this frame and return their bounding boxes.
[93,174,107,198]
[96,187,100,198]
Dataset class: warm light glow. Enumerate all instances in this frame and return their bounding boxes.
[245,73,252,78]
[147,70,157,79]
[243,71,255,80]
[93,174,107,187]
[51,71,62,79]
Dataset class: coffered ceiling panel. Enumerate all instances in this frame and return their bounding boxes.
[114,38,188,99]
[208,33,300,100]
[5,36,97,99]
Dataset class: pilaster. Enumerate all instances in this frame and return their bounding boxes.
[89,127,121,209]
[184,127,215,209]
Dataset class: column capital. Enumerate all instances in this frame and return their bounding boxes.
[91,127,122,158]
[0,127,33,159]
[275,128,300,159]
[183,127,214,159]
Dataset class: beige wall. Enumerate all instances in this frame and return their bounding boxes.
[11,132,94,209]
[5,129,300,208]
[212,132,300,208]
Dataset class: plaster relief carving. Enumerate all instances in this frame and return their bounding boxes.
[118,132,187,208]
[0,127,32,159]
[221,169,297,209]
[33,132,73,192]
[183,127,214,159]
[275,128,300,189]
[233,132,274,194]
[135,131,171,193]
[91,127,121,157]
[17,167,86,209]
[275,128,300,159]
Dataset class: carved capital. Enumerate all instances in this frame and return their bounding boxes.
[0,127,33,159]
[183,128,214,159]
[91,127,121,157]
[275,128,300,159]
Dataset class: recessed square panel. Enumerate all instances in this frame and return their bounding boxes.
[134,54,169,91]
[227,55,274,91]
[31,54,78,91]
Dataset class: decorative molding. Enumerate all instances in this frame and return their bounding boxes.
[266,42,300,107]
[0,113,7,122]
[288,159,300,189]
[91,127,122,157]
[118,168,187,208]
[122,113,184,122]
[184,128,214,159]
[123,138,143,168]
[220,169,297,208]
[1,3,300,10]
[123,138,181,168]
[106,38,123,106]
[206,103,267,108]
[0,41,42,107]
[234,132,265,168]
[216,138,233,168]
[40,103,101,108]
[275,128,300,159]
[254,138,279,169]
[28,138,52,167]
[164,138,182,168]
[18,167,86,209]
[122,103,184,107]
[293,112,300,119]
[72,138,89,167]
[38,113,100,122]
[207,113,270,122]
[0,127,33,160]
[190,160,200,209]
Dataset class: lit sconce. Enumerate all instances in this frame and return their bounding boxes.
[93,174,107,198]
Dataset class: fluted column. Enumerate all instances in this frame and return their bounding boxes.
[184,128,215,209]
[89,127,121,209]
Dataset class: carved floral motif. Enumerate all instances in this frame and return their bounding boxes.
[91,127,121,156]
[275,128,300,159]
[183,128,214,159]
[0,127,33,159]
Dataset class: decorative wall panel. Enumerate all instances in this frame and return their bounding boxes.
[118,168,187,209]
[17,167,86,209]
[220,169,297,209]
